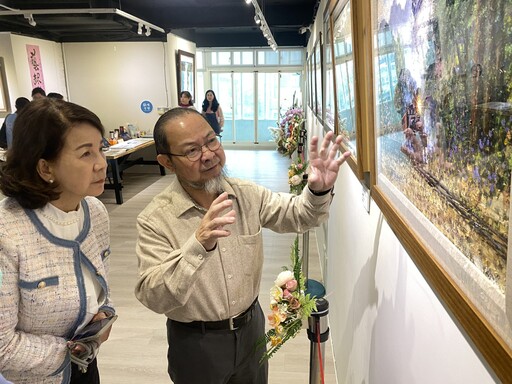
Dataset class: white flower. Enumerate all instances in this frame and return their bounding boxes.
[270,285,283,301]
[274,270,294,287]
[290,175,302,186]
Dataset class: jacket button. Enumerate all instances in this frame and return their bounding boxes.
[37,281,46,289]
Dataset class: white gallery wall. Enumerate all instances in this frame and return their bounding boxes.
[310,1,499,383]
[62,41,169,135]
[0,32,67,115]
[62,34,195,136]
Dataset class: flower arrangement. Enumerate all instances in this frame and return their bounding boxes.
[269,107,305,157]
[257,237,317,363]
[288,158,309,195]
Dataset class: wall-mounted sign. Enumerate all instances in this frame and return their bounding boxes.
[140,100,153,113]
[26,45,45,90]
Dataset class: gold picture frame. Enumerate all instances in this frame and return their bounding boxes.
[326,0,372,181]
[368,0,512,380]
[313,33,323,122]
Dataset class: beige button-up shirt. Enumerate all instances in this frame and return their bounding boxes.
[134,177,332,322]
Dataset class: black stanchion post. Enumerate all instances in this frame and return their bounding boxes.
[307,298,329,384]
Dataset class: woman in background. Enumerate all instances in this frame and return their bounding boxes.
[178,90,195,109]
[0,98,115,384]
[201,89,224,135]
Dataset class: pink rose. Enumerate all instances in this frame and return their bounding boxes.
[285,279,298,291]
[283,289,293,300]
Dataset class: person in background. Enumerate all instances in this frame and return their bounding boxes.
[201,89,224,135]
[0,96,30,149]
[0,98,115,384]
[48,92,64,100]
[31,87,46,100]
[134,107,350,384]
[178,91,195,109]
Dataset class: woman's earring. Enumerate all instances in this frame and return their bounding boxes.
[48,179,54,184]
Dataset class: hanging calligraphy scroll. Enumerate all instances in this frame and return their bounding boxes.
[26,45,45,90]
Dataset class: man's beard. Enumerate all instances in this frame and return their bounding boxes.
[179,168,227,195]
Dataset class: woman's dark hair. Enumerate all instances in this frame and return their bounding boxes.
[201,89,220,113]
[153,107,205,155]
[179,91,194,106]
[0,98,105,209]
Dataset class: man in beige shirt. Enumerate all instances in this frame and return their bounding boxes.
[134,108,350,384]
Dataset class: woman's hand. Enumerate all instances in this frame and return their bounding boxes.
[90,312,113,344]
[67,311,113,356]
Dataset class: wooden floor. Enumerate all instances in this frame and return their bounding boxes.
[97,149,336,383]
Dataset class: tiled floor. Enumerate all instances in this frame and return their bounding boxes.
[96,149,336,383]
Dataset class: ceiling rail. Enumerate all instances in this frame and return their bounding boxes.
[0,8,165,34]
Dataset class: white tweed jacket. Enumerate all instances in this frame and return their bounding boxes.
[0,196,114,384]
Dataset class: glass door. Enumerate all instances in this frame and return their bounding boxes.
[212,71,302,144]
[211,72,233,141]
[257,72,278,143]
[233,72,255,143]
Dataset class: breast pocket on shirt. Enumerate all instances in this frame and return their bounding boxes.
[18,276,60,319]
[238,226,263,276]
[19,275,60,303]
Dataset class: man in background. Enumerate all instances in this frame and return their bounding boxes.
[0,97,30,149]
[31,87,46,100]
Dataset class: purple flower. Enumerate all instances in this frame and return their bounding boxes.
[473,166,480,181]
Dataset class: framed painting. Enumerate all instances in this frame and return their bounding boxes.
[330,0,372,181]
[307,52,314,110]
[323,5,336,132]
[313,33,323,122]
[310,50,317,115]
[176,49,196,103]
[370,0,512,380]
[0,57,10,117]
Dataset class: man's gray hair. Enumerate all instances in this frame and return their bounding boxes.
[153,107,207,155]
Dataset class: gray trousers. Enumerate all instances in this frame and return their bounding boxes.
[166,302,268,384]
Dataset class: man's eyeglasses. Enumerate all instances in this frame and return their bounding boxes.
[162,135,222,162]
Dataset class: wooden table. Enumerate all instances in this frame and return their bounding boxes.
[104,138,165,204]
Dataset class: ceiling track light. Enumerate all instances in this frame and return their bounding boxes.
[244,0,277,50]
[137,22,143,34]
[0,8,165,35]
